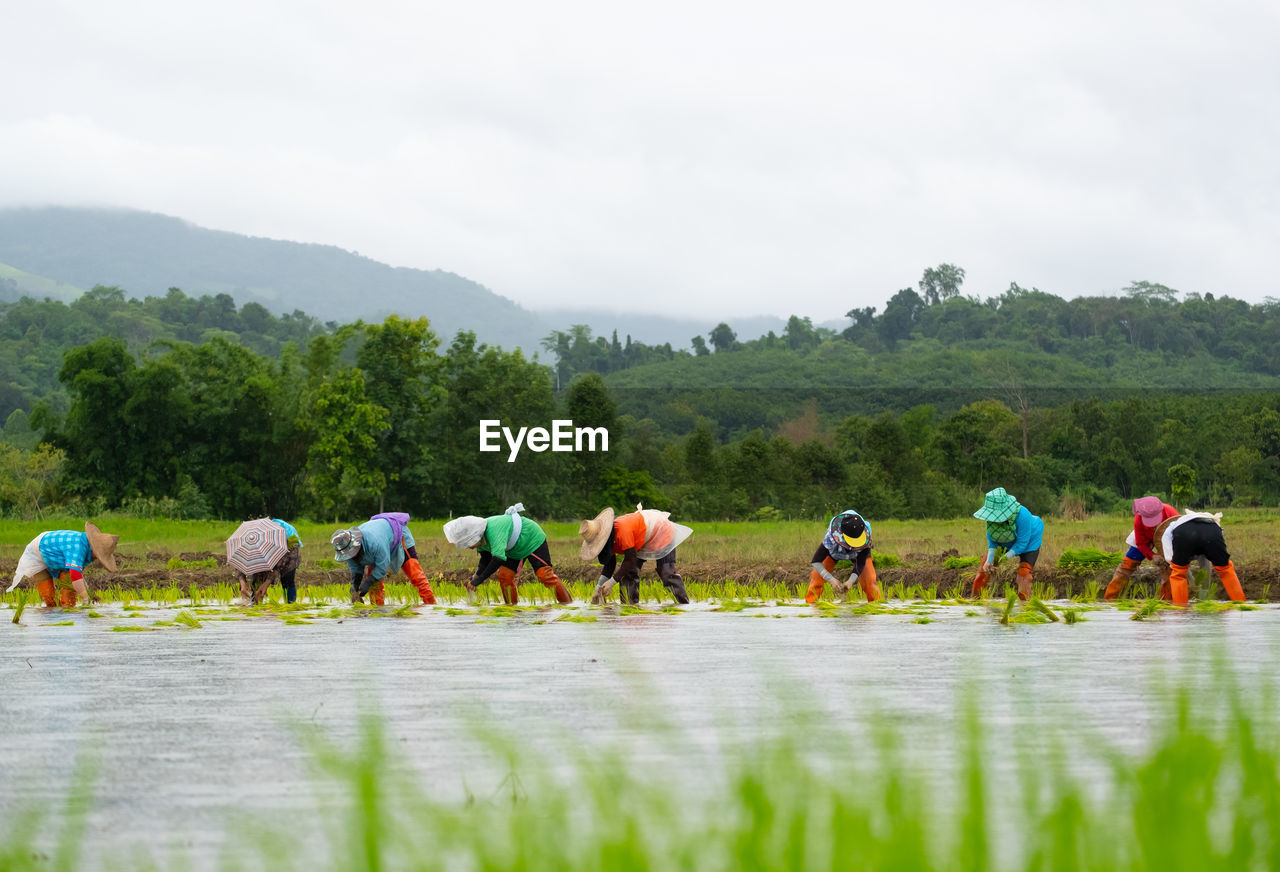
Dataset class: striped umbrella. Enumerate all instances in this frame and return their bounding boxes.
[225,518,288,575]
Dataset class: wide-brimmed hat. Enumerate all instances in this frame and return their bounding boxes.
[330,528,363,560]
[1151,517,1178,560]
[578,508,616,561]
[1133,496,1166,528]
[85,522,119,572]
[973,487,1020,523]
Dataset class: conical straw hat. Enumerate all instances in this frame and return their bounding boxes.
[85,522,119,572]
[578,508,615,561]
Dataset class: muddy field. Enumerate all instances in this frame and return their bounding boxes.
[46,547,1280,601]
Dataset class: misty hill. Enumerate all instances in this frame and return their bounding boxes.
[0,207,807,354]
[0,206,551,350]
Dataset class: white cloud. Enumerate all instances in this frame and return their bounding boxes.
[2,0,1277,319]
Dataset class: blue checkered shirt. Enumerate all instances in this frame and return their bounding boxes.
[38,530,93,574]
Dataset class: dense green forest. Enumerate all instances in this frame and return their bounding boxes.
[2,269,1279,522]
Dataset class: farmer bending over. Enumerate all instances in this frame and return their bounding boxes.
[1104,496,1178,601]
[579,505,691,605]
[236,518,303,605]
[443,503,571,605]
[970,488,1043,601]
[1152,511,1244,605]
[331,512,436,605]
[806,510,882,603]
[6,522,119,607]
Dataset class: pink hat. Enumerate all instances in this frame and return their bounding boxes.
[1133,496,1165,528]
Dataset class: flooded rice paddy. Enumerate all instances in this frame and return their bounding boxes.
[3,597,1279,866]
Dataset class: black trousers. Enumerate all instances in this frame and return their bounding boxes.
[618,550,689,604]
[1170,520,1230,566]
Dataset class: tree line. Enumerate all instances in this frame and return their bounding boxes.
[2,274,1279,521]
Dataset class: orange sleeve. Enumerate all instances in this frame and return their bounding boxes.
[612,513,646,552]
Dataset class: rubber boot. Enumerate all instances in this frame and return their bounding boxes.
[1104,557,1141,601]
[497,566,519,605]
[35,577,57,607]
[858,557,882,602]
[58,586,77,608]
[1214,562,1245,602]
[1168,563,1190,606]
[656,560,690,604]
[1015,561,1033,601]
[1157,581,1172,602]
[401,557,436,604]
[534,565,572,604]
[805,556,837,604]
[369,580,386,606]
[970,566,990,598]
[619,579,641,605]
[282,583,297,604]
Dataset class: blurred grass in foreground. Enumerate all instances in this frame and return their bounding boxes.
[2,660,1277,871]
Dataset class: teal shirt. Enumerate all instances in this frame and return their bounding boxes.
[345,518,416,582]
[482,514,546,561]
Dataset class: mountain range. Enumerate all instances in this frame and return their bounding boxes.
[0,207,798,352]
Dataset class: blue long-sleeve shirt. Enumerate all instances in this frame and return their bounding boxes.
[985,506,1043,561]
[345,518,416,583]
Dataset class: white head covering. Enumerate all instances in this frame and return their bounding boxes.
[443,516,487,549]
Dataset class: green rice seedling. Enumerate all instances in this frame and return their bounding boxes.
[871,551,901,567]
[713,601,762,612]
[166,557,217,571]
[921,584,938,601]
[151,620,175,627]
[1062,608,1084,624]
[173,610,202,629]
[1083,579,1101,601]
[913,616,932,624]
[964,609,980,617]
[86,610,104,618]
[46,620,74,627]
[391,605,416,618]
[110,625,150,632]
[888,581,907,602]
[943,555,980,569]
[1030,598,1059,622]
[999,591,1017,626]
[554,613,597,623]
[11,589,27,624]
[1056,547,1124,574]
[1130,598,1161,621]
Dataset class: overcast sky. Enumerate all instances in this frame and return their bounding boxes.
[2,0,1277,319]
